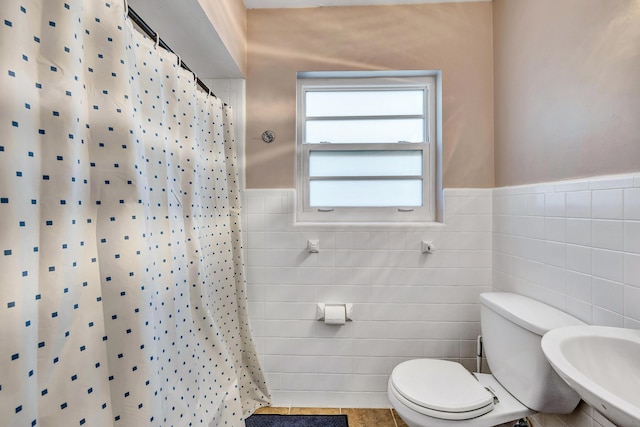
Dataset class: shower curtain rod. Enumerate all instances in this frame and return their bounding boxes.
[127,6,223,103]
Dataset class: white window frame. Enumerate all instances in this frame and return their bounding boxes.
[296,71,439,223]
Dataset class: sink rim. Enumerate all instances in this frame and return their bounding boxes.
[541,325,640,426]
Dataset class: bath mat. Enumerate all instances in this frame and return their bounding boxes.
[245,414,349,427]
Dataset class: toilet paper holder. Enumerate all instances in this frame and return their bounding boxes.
[316,303,353,323]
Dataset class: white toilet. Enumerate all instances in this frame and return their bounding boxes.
[388,292,585,427]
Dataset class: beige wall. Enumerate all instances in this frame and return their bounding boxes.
[198,0,247,76]
[494,0,640,187]
[245,2,494,189]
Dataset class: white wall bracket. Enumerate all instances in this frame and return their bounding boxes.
[421,240,434,254]
[307,239,320,253]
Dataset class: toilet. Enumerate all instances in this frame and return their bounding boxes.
[388,292,585,427]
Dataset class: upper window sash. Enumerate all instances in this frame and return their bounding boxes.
[301,83,431,145]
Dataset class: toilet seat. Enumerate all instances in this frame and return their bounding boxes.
[389,359,494,421]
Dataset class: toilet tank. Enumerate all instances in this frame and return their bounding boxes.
[480,293,585,414]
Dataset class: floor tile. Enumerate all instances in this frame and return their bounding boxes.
[289,407,341,415]
[254,406,289,415]
[342,408,396,427]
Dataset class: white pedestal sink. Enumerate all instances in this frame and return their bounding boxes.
[541,325,640,427]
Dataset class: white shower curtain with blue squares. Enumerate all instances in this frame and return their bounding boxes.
[0,1,270,426]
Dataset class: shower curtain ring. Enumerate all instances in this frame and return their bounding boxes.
[177,55,182,68]
[154,33,160,49]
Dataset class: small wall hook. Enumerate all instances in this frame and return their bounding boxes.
[421,240,434,254]
[307,240,319,253]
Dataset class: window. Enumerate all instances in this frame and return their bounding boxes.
[296,71,438,223]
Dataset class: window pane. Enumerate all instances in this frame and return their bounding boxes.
[309,150,422,177]
[306,90,424,117]
[306,119,424,143]
[310,179,422,207]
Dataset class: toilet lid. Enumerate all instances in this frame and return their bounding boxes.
[390,359,494,418]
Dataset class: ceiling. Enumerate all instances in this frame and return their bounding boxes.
[243,0,488,9]
[128,0,243,78]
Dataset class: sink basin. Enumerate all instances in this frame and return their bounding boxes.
[541,325,640,427]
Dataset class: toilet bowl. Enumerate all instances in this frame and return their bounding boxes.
[388,360,534,427]
[388,293,585,427]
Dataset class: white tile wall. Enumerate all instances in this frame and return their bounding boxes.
[493,173,640,326]
[240,172,639,425]
[242,188,493,408]
[493,172,640,427]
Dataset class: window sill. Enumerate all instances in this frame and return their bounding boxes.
[292,218,446,231]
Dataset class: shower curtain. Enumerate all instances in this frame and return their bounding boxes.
[0,1,270,426]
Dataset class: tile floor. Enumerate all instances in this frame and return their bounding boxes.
[252,407,522,427]
[253,407,409,427]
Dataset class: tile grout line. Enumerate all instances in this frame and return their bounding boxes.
[390,408,399,427]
